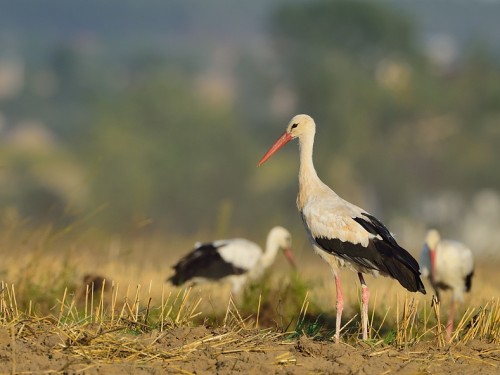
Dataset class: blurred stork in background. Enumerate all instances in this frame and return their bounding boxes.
[420,229,475,341]
[167,226,296,295]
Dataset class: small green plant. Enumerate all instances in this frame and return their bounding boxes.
[240,271,319,330]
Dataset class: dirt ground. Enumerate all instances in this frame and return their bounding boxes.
[0,323,498,375]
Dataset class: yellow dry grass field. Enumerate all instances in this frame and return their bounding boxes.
[1,225,499,374]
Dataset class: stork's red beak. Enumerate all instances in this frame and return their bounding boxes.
[257,131,293,166]
[429,249,436,284]
[283,248,297,270]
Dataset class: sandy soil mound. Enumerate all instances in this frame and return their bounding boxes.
[0,323,498,374]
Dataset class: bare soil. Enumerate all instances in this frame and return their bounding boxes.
[1,324,498,374]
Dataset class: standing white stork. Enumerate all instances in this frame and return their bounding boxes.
[167,226,296,295]
[258,114,426,342]
[420,229,474,341]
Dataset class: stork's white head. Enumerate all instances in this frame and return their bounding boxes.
[257,114,316,166]
[425,229,441,251]
[269,225,293,250]
[262,226,296,269]
[286,114,316,139]
[424,229,441,284]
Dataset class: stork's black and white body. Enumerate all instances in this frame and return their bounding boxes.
[167,226,295,295]
[420,229,474,341]
[258,114,426,342]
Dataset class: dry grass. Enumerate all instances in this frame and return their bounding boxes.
[0,277,499,372]
[0,225,500,372]
[0,281,295,371]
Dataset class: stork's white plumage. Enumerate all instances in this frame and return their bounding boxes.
[167,226,296,295]
[420,229,474,341]
[258,114,426,342]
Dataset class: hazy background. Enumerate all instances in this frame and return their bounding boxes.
[1,0,500,259]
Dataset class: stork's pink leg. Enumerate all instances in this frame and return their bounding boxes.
[446,297,456,342]
[334,273,344,344]
[358,273,369,340]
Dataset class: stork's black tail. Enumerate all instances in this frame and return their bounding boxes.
[464,270,474,292]
[352,213,426,294]
[378,247,427,294]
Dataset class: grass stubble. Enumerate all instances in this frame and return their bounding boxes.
[0,226,499,373]
[0,281,301,373]
[0,274,499,373]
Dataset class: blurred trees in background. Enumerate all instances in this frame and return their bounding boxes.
[0,0,499,243]
[83,70,252,232]
[269,0,500,215]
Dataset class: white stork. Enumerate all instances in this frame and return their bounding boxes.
[167,226,296,295]
[258,114,426,342]
[420,229,474,341]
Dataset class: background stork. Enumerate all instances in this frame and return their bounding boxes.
[167,226,296,295]
[258,114,426,342]
[420,229,474,341]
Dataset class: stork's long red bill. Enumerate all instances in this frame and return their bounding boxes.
[283,248,297,269]
[257,131,293,166]
[429,249,436,285]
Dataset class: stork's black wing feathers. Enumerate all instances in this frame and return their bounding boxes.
[314,213,426,294]
[354,213,420,272]
[354,213,397,246]
[167,243,247,285]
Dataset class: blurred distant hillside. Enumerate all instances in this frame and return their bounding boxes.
[1,0,500,60]
[0,0,499,257]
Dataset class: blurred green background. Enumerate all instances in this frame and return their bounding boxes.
[0,0,499,257]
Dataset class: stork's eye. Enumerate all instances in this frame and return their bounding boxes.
[291,123,298,129]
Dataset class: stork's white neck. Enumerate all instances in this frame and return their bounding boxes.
[298,130,318,180]
[259,231,282,270]
[297,128,329,209]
